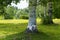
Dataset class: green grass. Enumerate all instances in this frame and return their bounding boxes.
[0,19,60,40]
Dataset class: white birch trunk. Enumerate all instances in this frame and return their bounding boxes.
[27,6,37,32]
[26,0,38,33]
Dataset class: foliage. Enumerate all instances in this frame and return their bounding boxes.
[29,0,37,6]
[20,15,29,19]
[4,6,16,19]
[53,2,60,18]
[15,9,29,19]
[36,5,45,18]
[0,0,20,18]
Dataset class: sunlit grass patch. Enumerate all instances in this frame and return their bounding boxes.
[0,19,28,24]
[0,19,60,24]
[0,19,60,40]
[53,19,60,24]
[0,23,27,39]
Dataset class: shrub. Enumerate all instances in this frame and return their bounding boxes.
[20,15,29,19]
[4,13,13,19]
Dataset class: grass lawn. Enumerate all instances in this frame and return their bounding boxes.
[0,19,60,40]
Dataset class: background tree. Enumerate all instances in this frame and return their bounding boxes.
[37,0,54,24]
[46,0,53,24]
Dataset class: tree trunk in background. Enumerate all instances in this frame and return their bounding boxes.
[26,0,38,33]
[47,2,53,24]
[41,1,53,24]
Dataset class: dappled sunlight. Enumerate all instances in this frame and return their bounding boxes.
[1,29,59,40]
[0,19,60,40]
[0,19,41,24]
[53,19,60,24]
[0,31,17,38]
[37,18,41,24]
[0,19,60,24]
[0,19,28,24]
[0,23,27,39]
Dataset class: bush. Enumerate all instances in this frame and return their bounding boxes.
[4,6,15,19]
[4,13,13,19]
[20,15,29,19]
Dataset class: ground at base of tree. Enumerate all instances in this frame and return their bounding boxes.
[0,19,60,40]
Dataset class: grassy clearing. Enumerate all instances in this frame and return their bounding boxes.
[0,19,60,40]
[0,19,28,24]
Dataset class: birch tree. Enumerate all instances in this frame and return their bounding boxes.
[26,0,38,33]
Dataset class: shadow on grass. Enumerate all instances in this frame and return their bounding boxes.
[0,23,60,40]
[1,31,59,40]
[38,23,60,27]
